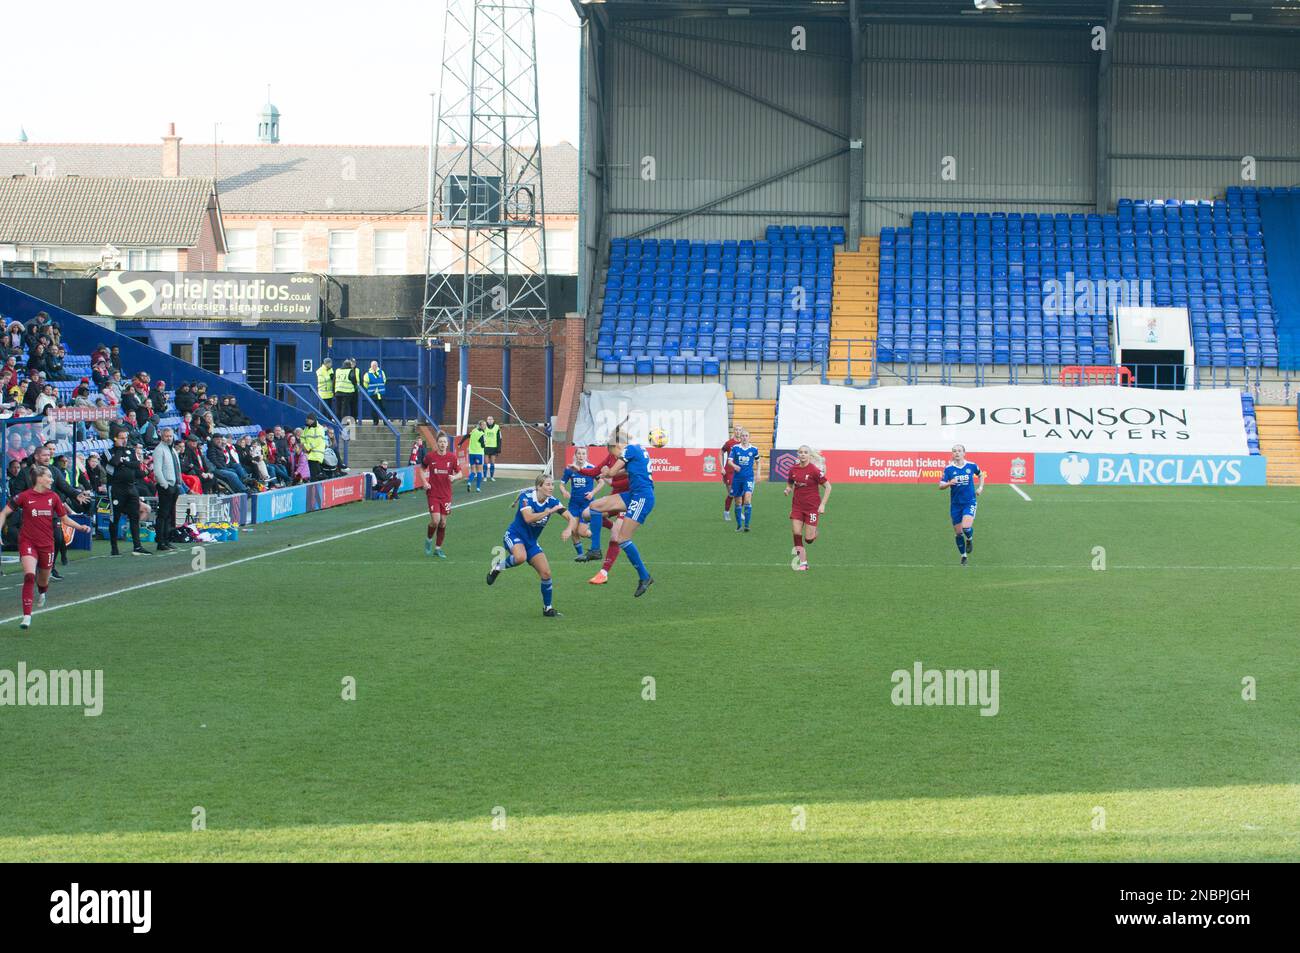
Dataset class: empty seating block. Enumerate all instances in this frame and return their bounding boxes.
[873,192,1280,369]
[597,225,842,379]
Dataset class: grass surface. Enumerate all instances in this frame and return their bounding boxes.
[0,479,1296,861]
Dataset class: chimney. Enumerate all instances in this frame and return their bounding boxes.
[162,122,181,177]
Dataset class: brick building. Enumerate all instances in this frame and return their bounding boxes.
[0,128,224,273]
[0,127,579,277]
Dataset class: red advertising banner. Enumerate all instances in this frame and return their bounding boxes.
[321,474,366,508]
[770,449,1033,484]
[566,446,725,482]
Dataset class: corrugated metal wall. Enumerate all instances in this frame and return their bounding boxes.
[577,18,605,319]
[586,15,1300,276]
[860,25,1096,234]
[604,18,849,241]
[1110,31,1300,205]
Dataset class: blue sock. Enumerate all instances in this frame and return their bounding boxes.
[964,528,973,544]
[621,541,650,581]
[743,503,752,527]
[540,578,553,608]
[955,535,966,555]
[489,462,496,478]
[502,552,516,569]
[574,540,584,554]
[476,472,484,490]
[589,514,602,551]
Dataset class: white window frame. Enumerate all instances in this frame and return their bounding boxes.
[225,229,257,272]
[273,230,303,273]
[373,229,407,275]
[126,248,166,270]
[544,228,575,275]
[328,230,358,274]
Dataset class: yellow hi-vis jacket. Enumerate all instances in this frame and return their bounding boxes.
[316,364,335,399]
[334,367,357,394]
[301,424,327,463]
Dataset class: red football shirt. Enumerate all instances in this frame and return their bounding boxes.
[597,451,630,493]
[722,438,739,472]
[423,452,459,501]
[14,489,66,549]
[787,463,827,511]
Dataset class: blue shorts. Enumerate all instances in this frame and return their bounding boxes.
[620,491,655,524]
[503,530,543,562]
[950,501,978,525]
[730,474,755,497]
[566,494,592,519]
[469,454,484,466]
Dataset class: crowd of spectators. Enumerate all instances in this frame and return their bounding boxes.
[0,310,350,555]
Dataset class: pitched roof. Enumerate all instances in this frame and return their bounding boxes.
[0,175,216,246]
[0,142,579,216]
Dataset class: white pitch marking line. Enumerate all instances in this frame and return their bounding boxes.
[1009,484,1032,501]
[0,488,522,627]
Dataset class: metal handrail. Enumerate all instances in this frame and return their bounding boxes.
[400,385,442,431]
[277,384,347,466]
[356,388,402,467]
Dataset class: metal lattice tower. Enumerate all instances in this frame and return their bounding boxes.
[422,0,550,344]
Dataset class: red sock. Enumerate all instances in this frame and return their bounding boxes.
[427,525,435,539]
[602,542,621,572]
[435,525,445,546]
[37,584,48,594]
[21,573,34,615]
[724,495,733,512]
[602,517,614,530]
[793,533,803,548]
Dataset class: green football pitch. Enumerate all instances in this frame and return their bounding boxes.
[0,479,1296,861]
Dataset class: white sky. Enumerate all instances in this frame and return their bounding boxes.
[1,0,582,146]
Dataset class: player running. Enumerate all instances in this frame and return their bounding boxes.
[720,425,742,520]
[486,473,566,617]
[728,429,761,533]
[939,444,983,566]
[559,446,600,560]
[423,432,461,558]
[785,445,831,571]
[586,430,655,596]
[0,465,78,629]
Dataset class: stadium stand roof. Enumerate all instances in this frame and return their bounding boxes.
[0,142,580,216]
[580,0,1300,30]
[0,175,217,246]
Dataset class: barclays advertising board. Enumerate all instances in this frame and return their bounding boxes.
[254,485,309,523]
[1036,453,1268,487]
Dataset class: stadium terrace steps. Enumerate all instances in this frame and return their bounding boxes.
[729,397,776,459]
[1254,405,1300,485]
[344,420,422,475]
[829,237,879,382]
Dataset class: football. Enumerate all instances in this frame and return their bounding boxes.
[647,427,668,448]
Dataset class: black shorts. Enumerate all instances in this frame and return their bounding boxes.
[484,446,500,457]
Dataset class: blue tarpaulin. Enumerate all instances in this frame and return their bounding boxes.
[1259,191,1300,371]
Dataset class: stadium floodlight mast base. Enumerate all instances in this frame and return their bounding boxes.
[421,0,552,347]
